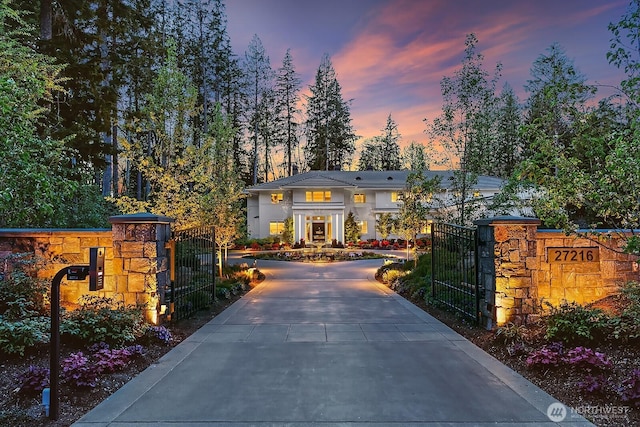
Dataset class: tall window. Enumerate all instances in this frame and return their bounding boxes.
[271,193,283,204]
[305,191,331,202]
[354,193,366,204]
[359,220,368,234]
[269,222,285,235]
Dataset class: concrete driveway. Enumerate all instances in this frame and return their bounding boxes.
[73,257,592,426]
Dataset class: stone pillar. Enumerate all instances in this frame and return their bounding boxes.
[109,213,174,325]
[475,216,540,328]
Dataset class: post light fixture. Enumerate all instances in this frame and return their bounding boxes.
[48,247,105,420]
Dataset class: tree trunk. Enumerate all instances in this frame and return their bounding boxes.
[40,0,52,41]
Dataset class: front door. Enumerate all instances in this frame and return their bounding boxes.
[312,222,325,242]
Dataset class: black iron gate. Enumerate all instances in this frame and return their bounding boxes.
[431,222,480,323]
[168,226,215,321]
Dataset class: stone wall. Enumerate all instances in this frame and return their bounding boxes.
[0,213,173,324]
[476,217,640,328]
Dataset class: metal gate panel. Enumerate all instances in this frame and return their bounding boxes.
[168,226,215,321]
[431,223,479,322]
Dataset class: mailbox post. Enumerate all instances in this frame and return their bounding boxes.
[48,247,104,420]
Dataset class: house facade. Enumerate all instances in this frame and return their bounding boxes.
[245,170,505,244]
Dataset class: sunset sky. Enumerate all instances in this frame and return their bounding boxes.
[226,0,630,155]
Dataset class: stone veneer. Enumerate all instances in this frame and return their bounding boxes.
[0,213,173,324]
[476,217,640,328]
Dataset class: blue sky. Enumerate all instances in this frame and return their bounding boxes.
[226,0,630,151]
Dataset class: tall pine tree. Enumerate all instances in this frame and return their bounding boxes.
[275,48,301,177]
[304,54,357,171]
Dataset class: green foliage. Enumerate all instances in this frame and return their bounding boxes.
[0,316,50,356]
[281,217,294,245]
[0,253,48,319]
[176,241,201,271]
[0,1,111,228]
[376,253,431,297]
[509,12,640,256]
[357,114,402,171]
[544,301,609,344]
[344,211,360,243]
[0,253,51,356]
[608,281,640,342]
[304,54,357,170]
[394,172,441,249]
[61,296,146,346]
[401,141,431,170]
[376,213,395,240]
[426,33,503,225]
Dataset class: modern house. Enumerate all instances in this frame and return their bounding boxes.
[245,170,506,244]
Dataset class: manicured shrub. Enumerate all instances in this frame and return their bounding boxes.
[0,316,49,356]
[544,301,609,344]
[61,295,146,346]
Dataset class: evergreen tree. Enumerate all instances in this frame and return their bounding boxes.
[523,43,596,156]
[243,34,274,184]
[304,54,357,170]
[379,114,402,170]
[357,137,383,171]
[401,141,430,170]
[358,114,401,170]
[344,211,361,243]
[275,49,302,177]
[492,83,523,178]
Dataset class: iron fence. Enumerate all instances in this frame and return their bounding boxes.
[168,226,215,321]
[431,222,479,322]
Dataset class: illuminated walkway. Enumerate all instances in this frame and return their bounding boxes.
[74,258,593,426]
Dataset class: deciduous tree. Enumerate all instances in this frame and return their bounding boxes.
[426,34,501,225]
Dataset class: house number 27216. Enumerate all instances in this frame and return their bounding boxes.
[548,248,599,263]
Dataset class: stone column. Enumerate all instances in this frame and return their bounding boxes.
[475,216,540,328]
[109,213,174,324]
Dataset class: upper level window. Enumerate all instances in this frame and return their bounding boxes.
[305,191,331,202]
[354,193,366,204]
[271,193,283,204]
[391,192,403,203]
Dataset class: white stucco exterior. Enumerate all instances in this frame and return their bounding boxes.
[245,170,506,244]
